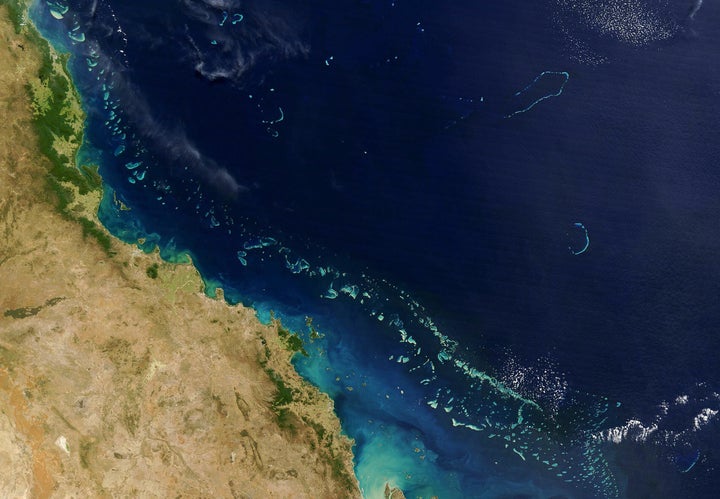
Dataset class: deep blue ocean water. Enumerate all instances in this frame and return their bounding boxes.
[28,0,720,497]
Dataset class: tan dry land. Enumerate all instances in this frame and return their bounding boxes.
[0,5,359,498]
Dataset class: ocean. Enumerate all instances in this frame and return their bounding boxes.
[27,0,720,497]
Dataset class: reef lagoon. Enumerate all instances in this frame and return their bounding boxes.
[28,0,720,497]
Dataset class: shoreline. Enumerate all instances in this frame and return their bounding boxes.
[0,2,360,496]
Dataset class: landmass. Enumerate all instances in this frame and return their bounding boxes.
[384,483,408,499]
[0,3,359,497]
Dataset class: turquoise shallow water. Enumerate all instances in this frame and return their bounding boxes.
[27,0,720,496]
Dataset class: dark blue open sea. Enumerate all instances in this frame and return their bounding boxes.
[30,0,720,497]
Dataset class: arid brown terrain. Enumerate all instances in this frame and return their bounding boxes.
[0,4,359,497]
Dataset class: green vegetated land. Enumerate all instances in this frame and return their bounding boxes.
[7,0,112,255]
[277,323,309,357]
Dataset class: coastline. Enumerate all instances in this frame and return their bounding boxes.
[0,2,360,496]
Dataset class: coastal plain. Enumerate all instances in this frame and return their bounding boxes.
[0,4,359,497]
